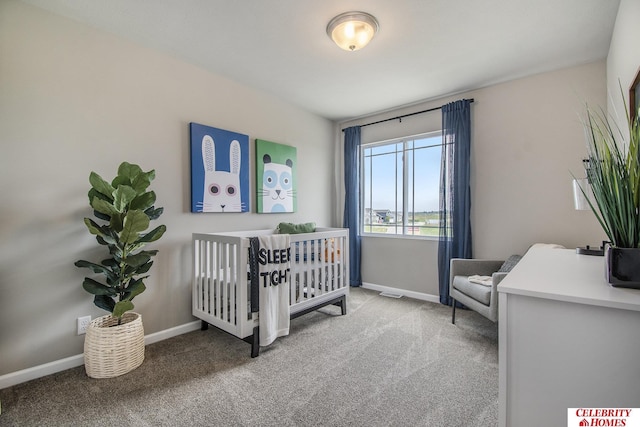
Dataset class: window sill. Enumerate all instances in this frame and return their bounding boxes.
[361,233,439,242]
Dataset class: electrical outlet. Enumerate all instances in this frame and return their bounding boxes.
[77,316,91,335]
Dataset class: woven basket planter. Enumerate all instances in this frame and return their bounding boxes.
[84,312,145,378]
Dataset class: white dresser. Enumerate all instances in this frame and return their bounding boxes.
[497,245,640,427]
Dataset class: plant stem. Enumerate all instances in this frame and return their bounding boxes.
[118,242,128,323]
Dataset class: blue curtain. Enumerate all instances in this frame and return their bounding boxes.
[438,99,473,305]
[343,126,362,287]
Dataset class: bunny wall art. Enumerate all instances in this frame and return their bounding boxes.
[190,123,249,213]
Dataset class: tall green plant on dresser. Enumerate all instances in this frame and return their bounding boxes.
[75,162,166,378]
[578,98,640,288]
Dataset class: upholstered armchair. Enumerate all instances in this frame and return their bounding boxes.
[449,258,509,324]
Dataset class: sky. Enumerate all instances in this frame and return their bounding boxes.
[363,134,441,214]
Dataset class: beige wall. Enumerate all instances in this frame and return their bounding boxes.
[0,1,334,376]
[339,61,607,298]
[607,0,640,127]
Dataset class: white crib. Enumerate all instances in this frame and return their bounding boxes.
[193,227,349,357]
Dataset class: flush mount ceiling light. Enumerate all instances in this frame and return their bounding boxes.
[326,11,379,52]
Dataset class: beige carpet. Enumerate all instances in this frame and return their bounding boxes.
[0,287,498,426]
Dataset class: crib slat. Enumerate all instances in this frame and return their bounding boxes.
[326,238,333,292]
[214,242,220,315]
[342,230,349,289]
[227,242,235,324]
[198,239,205,313]
[337,234,344,289]
[332,236,339,290]
[331,236,339,291]
[204,240,212,315]
[225,244,229,318]
[290,245,297,304]
[316,239,327,295]
[193,239,201,313]
[302,241,309,300]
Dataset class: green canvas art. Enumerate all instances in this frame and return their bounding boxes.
[256,139,297,213]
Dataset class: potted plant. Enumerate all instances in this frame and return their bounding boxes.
[577,99,640,288]
[75,162,166,377]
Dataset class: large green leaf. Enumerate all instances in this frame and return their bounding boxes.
[123,242,145,255]
[91,197,119,217]
[101,258,118,268]
[89,172,115,199]
[88,187,111,204]
[131,170,154,194]
[130,191,156,211]
[123,255,156,276]
[99,226,119,244]
[109,212,124,233]
[140,249,159,256]
[144,206,164,220]
[138,225,167,244]
[93,210,111,222]
[123,261,151,277]
[124,252,151,268]
[123,278,146,300]
[105,276,119,287]
[111,175,131,188]
[117,162,142,184]
[134,260,153,275]
[95,235,109,246]
[84,218,117,245]
[112,185,137,213]
[96,232,117,246]
[94,295,115,313]
[108,243,123,260]
[121,210,150,243]
[82,277,115,296]
[75,260,116,281]
[84,218,105,236]
[113,300,135,318]
[126,251,158,274]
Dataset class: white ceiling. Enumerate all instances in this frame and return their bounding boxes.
[21,0,620,122]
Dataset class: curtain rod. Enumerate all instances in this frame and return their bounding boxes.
[342,98,474,132]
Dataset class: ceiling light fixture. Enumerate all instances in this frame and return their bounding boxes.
[326,11,379,52]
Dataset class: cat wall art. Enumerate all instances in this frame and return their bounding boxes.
[256,139,297,213]
[190,123,249,213]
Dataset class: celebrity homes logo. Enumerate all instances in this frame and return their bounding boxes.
[568,408,640,426]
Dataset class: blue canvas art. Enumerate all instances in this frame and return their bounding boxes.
[190,122,249,213]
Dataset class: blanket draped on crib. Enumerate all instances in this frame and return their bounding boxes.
[249,234,291,346]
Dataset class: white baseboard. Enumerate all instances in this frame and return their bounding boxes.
[0,320,202,390]
[362,282,440,304]
[144,320,201,346]
[0,354,86,391]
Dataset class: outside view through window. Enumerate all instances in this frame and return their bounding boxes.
[362,132,443,237]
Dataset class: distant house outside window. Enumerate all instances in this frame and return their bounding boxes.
[361,131,445,238]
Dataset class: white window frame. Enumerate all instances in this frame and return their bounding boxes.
[360,131,443,239]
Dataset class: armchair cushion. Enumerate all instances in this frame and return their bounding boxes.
[452,276,491,305]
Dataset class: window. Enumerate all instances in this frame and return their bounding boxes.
[361,131,444,237]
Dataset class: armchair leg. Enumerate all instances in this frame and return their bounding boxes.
[452,298,456,324]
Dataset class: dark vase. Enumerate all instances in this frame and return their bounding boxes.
[605,246,640,289]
